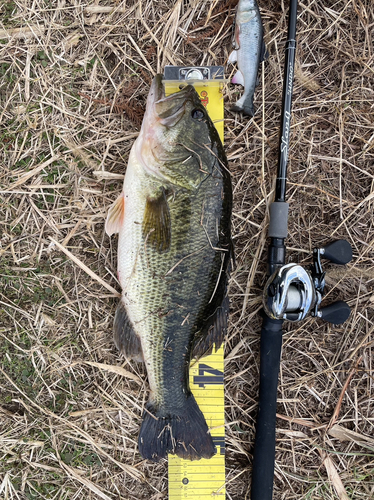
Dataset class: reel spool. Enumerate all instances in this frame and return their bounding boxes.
[263,240,352,324]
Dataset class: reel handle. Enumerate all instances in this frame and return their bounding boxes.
[320,240,352,265]
[317,300,351,324]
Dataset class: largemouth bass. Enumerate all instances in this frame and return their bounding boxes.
[105,75,232,462]
[229,0,268,116]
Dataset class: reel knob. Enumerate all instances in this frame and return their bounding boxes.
[320,240,352,265]
[316,300,351,324]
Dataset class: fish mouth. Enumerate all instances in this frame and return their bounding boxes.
[150,74,196,127]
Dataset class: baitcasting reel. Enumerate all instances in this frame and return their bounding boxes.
[263,240,352,324]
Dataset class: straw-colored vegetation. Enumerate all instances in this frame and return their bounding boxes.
[1,0,373,498]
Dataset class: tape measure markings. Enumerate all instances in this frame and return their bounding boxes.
[165,71,226,500]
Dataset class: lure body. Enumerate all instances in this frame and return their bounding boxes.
[229,0,267,116]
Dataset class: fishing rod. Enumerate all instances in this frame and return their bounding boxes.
[250,1,352,499]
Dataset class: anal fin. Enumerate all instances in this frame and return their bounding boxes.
[114,301,143,362]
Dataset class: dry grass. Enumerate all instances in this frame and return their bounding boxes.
[0,0,373,499]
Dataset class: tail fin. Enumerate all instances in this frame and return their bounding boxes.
[242,104,255,117]
[138,395,215,462]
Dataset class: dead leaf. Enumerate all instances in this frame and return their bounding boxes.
[323,456,350,500]
[328,424,374,449]
[278,429,309,439]
[0,26,45,39]
[84,361,141,384]
[61,464,112,500]
[41,313,56,326]
[63,32,82,51]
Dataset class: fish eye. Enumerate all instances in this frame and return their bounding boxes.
[191,108,205,120]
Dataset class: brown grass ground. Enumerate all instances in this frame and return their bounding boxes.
[0,0,373,499]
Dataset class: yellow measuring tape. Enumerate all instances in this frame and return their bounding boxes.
[164,69,226,500]
[169,346,225,499]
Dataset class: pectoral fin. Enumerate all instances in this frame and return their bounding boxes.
[228,50,238,63]
[105,192,125,236]
[142,189,171,252]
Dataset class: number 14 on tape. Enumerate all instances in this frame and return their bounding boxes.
[168,345,225,499]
